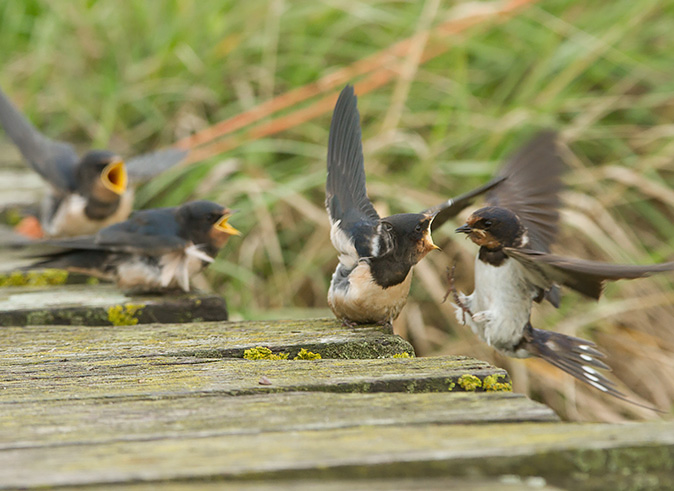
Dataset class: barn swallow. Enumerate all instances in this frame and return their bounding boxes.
[325,85,503,326]
[0,85,188,238]
[451,132,674,405]
[29,200,240,292]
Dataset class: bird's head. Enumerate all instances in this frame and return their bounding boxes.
[456,206,526,249]
[79,150,128,199]
[378,211,440,265]
[178,200,241,252]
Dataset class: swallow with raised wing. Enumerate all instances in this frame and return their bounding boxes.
[451,132,674,404]
[326,85,503,326]
[0,85,188,237]
[29,200,240,292]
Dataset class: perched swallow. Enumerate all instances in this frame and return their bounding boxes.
[29,200,240,292]
[0,85,188,237]
[452,132,674,404]
[325,85,503,326]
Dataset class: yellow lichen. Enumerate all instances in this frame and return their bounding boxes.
[482,374,512,392]
[4,208,22,226]
[107,304,144,326]
[243,346,289,360]
[391,352,412,358]
[86,277,100,285]
[294,348,322,360]
[0,269,69,288]
[458,374,482,391]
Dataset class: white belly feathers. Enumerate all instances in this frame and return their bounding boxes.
[456,256,535,355]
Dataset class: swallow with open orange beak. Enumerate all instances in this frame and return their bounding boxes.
[0,85,188,238]
[325,85,503,327]
[28,200,241,292]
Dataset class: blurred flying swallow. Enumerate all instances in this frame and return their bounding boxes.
[0,85,188,238]
[29,200,240,292]
[452,132,674,406]
[325,85,503,327]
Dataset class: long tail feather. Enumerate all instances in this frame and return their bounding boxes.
[519,324,662,412]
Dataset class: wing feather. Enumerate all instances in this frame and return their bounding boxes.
[0,86,79,192]
[326,85,379,259]
[487,131,565,252]
[506,248,674,300]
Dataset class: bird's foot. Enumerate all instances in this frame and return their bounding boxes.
[444,264,472,324]
[471,310,493,324]
[377,320,394,333]
[341,318,359,328]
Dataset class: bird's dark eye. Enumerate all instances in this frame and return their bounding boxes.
[415,224,422,232]
[383,223,393,232]
[483,219,493,228]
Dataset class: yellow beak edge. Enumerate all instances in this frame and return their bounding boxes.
[215,214,241,236]
[101,159,128,195]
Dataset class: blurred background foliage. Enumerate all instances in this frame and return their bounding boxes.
[0,0,673,421]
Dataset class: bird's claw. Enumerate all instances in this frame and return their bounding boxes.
[444,264,472,324]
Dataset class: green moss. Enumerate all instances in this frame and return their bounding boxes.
[294,349,322,360]
[0,269,69,288]
[107,304,144,326]
[244,346,289,360]
[483,374,512,392]
[458,374,482,391]
[86,277,100,285]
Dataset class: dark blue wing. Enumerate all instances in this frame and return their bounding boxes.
[326,85,380,258]
[125,147,189,182]
[0,86,79,192]
[487,131,565,253]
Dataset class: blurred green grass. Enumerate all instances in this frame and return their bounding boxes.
[1,0,673,421]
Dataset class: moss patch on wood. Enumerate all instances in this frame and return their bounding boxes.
[107,304,145,326]
[0,269,69,288]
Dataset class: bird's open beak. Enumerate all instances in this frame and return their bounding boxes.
[215,213,241,236]
[101,159,128,195]
[455,224,472,234]
[421,211,441,251]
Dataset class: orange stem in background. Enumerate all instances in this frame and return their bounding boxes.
[176,0,538,163]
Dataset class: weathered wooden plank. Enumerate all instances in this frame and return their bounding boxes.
[0,285,228,325]
[0,319,413,360]
[0,356,508,402]
[0,391,557,449]
[0,421,671,489]
[26,477,563,490]
[0,167,45,210]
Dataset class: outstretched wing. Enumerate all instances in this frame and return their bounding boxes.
[506,248,674,300]
[326,85,380,262]
[0,86,79,192]
[125,147,189,182]
[428,176,506,232]
[487,131,565,253]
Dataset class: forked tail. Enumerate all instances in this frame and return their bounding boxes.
[517,323,662,412]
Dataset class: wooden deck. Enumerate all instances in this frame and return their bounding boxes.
[1,282,673,490]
